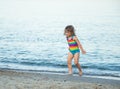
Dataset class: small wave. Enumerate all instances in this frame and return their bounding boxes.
[0,57,120,78]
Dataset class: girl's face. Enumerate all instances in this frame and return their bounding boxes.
[65,31,71,37]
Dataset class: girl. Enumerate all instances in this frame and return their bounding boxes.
[64,25,86,76]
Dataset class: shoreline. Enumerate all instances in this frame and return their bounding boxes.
[0,69,120,89]
[0,68,120,80]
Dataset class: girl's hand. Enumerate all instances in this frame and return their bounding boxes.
[82,50,86,54]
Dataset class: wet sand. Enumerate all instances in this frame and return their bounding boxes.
[0,70,120,89]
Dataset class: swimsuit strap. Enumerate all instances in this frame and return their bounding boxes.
[67,35,75,40]
[72,35,75,40]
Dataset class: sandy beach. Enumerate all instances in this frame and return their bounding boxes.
[0,70,120,89]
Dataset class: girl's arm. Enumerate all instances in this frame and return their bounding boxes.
[74,36,86,54]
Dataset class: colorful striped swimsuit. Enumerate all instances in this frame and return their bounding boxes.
[67,36,80,55]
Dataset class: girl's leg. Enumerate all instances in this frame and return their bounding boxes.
[67,52,73,74]
[74,53,83,76]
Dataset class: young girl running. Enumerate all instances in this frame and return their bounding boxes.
[64,25,86,76]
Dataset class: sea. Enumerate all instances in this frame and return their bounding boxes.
[0,0,120,78]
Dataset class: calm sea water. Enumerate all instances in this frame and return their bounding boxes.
[0,0,120,77]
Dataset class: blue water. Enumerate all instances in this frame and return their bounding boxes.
[0,0,120,77]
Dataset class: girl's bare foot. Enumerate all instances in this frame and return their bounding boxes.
[68,71,73,75]
[79,71,83,76]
